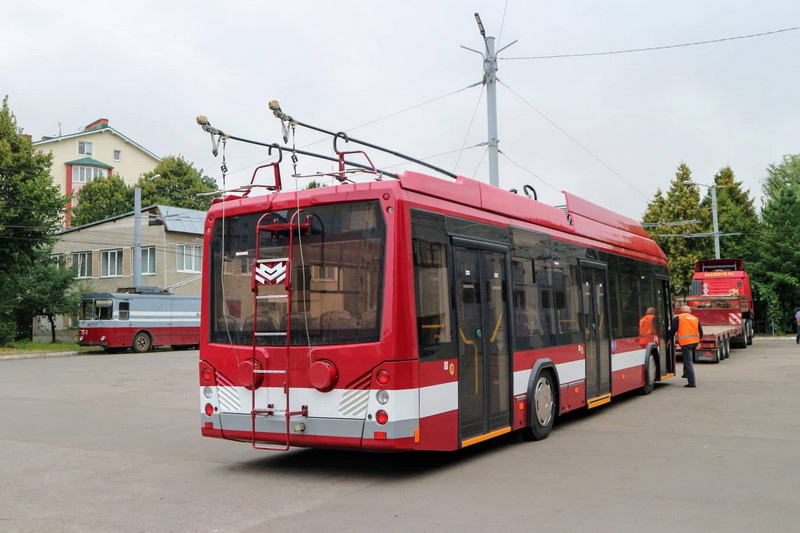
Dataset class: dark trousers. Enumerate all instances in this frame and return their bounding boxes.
[796,324,800,343]
[681,343,697,387]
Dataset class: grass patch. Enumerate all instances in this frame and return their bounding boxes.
[0,341,103,356]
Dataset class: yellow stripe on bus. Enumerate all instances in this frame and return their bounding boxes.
[461,426,512,448]
[587,393,611,409]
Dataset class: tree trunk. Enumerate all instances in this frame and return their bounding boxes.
[48,314,57,344]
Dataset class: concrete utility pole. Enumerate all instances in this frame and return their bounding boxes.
[685,181,722,259]
[462,13,516,188]
[484,34,500,188]
[710,184,720,259]
[133,174,160,287]
[133,187,142,287]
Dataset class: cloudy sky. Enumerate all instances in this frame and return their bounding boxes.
[3,1,798,220]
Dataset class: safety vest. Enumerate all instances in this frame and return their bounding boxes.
[639,315,657,336]
[638,314,657,345]
[675,313,701,346]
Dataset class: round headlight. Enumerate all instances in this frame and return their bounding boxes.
[203,386,213,398]
[376,389,389,405]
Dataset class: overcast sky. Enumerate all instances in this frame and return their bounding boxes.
[3,1,799,221]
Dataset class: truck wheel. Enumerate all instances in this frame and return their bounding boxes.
[746,319,754,345]
[132,331,152,353]
[723,337,730,359]
[711,345,721,364]
[523,370,556,441]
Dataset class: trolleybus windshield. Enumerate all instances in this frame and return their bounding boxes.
[80,298,113,320]
[208,201,385,346]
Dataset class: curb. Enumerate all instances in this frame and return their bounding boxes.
[0,351,81,361]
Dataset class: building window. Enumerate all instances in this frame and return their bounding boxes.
[113,150,121,161]
[50,253,64,268]
[177,244,202,273]
[73,166,106,183]
[78,141,93,156]
[72,251,92,278]
[133,245,156,275]
[101,249,124,277]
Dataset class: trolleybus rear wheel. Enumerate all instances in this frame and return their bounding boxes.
[523,371,556,441]
[641,352,656,395]
[132,331,152,353]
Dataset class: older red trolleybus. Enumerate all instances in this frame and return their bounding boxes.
[79,287,200,353]
[196,105,674,451]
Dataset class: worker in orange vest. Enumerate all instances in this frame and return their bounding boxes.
[638,307,658,346]
[670,305,703,388]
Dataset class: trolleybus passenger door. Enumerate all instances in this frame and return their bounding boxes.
[453,243,511,444]
[655,276,675,376]
[579,263,611,404]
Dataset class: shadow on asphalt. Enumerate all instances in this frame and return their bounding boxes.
[220,383,678,480]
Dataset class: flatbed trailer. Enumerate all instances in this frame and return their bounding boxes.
[674,295,752,363]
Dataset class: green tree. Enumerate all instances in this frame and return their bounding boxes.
[70,174,134,226]
[0,96,67,344]
[641,163,705,289]
[750,154,800,331]
[16,252,85,342]
[137,155,218,211]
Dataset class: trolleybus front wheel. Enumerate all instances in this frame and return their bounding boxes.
[523,370,556,441]
[132,331,152,353]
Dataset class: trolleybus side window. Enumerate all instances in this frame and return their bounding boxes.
[511,258,537,350]
[413,239,453,359]
[612,256,657,338]
[119,302,130,320]
[551,263,582,345]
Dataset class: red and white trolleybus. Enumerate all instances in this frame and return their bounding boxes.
[79,287,200,353]
[196,104,675,451]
